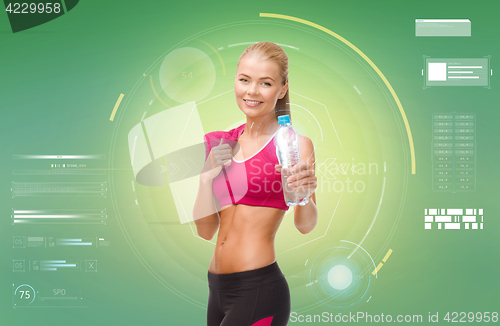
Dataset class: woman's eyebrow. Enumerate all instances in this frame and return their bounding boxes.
[238,73,275,82]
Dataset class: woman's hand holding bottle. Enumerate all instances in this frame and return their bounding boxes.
[275,162,317,202]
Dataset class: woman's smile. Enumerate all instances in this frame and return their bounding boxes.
[244,99,263,107]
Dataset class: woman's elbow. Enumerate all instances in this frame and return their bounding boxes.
[198,232,214,241]
[194,218,219,240]
[194,224,213,240]
[296,215,318,234]
[297,223,316,234]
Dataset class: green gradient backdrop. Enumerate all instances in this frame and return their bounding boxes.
[1,0,499,325]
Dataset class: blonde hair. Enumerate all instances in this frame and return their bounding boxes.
[238,42,291,121]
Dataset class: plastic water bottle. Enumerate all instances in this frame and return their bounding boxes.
[275,115,309,207]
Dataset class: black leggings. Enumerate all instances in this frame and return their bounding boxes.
[207,261,291,326]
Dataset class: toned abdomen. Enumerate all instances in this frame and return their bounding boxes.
[208,204,286,274]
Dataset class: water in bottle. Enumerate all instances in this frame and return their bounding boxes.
[275,115,309,207]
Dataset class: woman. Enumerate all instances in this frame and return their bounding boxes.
[193,42,318,326]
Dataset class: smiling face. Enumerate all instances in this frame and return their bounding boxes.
[235,55,288,120]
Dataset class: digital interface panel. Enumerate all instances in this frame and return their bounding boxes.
[425,58,490,87]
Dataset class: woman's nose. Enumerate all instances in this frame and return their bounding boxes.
[246,83,259,95]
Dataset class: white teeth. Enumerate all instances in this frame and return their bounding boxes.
[245,100,261,104]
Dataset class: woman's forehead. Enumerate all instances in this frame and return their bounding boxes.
[237,56,281,78]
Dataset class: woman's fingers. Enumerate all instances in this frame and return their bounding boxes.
[217,153,232,161]
[214,143,231,156]
[216,139,231,150]
[287,161,316,189]
[292,178,317,187]
[291,161,308,174]
[288,177,317,188]
[294,180,317,196]
[287,166,314,184]
[203,139,235,179]
[211,139,232,167]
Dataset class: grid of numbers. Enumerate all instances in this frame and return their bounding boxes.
[432,113,476,192]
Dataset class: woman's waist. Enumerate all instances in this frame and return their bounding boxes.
[209,239,276,273]
[213,236,275,256]
[208,260,285,290]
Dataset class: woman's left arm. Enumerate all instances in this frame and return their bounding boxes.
[287,136,318,234]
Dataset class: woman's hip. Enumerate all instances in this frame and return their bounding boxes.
[208,260,288,291]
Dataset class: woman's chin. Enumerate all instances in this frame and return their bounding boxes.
[239,107,274,119]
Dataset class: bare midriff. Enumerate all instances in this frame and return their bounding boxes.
[208,203,286,274]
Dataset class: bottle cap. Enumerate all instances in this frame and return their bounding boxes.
[278,115,290,125]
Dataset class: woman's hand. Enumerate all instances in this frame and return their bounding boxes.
[275,162,317,200]
[200,139,232,183]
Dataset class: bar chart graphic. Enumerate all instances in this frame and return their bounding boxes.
[424,208,484,230]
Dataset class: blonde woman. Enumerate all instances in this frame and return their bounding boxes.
[193,42,318,326]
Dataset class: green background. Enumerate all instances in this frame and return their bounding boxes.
[1,0,499,325]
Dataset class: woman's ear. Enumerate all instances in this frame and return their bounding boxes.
[279,82,289,99]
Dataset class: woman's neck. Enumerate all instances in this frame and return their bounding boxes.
[243,114,279,138]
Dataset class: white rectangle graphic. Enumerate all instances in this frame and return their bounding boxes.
[435,216,452,223]
[462,216,476,223]
[415,19,471,37]
[428,63,447,81]
[445,223,460,229]
[447,209,463,215]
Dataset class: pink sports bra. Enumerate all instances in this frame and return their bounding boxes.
[204,123,289,211]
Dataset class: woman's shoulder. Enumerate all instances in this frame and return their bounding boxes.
[298,134,313,148]
[298,134,314,161]
[203,123,245,158]
[204,123,245,140]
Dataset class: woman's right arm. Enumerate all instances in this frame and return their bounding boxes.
[193,177,220,241]
[192,139,232,240]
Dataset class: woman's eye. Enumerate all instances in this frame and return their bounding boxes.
[263,82,271,86]
[239,78,248,82]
